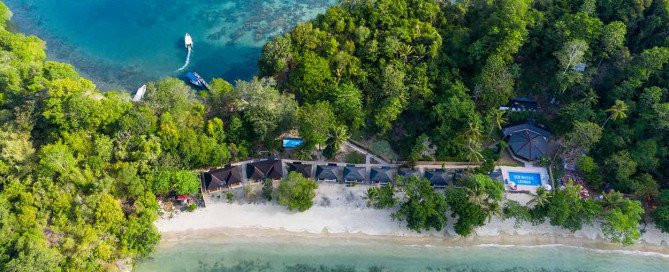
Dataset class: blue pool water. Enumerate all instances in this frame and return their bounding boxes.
[508,172,542,186]
[4,0,335,91]
[282,138,304,148]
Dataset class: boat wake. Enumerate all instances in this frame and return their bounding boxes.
[177,47,192,71]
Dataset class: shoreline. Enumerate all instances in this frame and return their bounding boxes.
[157,225,669,257]
[155,205,669,257]
[155,184,669,256]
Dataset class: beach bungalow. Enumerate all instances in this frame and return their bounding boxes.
[202,165,243,193]
[343,165,366,184]
[499,97,538,112]
[287,162,312,178]
[502,123,551,161]
[398,168,419,180]
[370,167,395,185]
[246,159,283,181]
[424,169,451,188]
[316,164,340,182]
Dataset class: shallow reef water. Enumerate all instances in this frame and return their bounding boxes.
[4,0,335,91]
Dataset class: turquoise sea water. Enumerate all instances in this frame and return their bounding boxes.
[135,236,669,272]
[4,0,335,90]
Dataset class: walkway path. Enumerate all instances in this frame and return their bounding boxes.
[345,141,389,165]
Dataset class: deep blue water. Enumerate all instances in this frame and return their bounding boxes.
[4,0,335,91]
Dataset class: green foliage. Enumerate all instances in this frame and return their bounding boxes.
[652,191,669,233]
[366,184,396,209]
[446,174,505,236]
[171,171,201,195]
[298,101,337,147]
[538,183,602,232]
[393,177,447,232]
[262,179,273,201]
[601,196,643,246]
[565,121,602,153]
[225,191,235,203]
[577,156,602,190]
[277,172,318,212]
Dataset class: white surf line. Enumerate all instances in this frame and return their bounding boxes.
[177,47,192,71]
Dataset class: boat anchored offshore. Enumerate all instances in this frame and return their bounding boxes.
[132,84,147,102]
[184,33,193,49]
[186,72,210,90]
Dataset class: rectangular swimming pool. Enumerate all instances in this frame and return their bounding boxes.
[508,172,542,186]
[282,138,304,148]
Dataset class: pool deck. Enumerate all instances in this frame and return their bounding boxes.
[497,166,550,193]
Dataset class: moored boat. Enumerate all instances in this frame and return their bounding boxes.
[186,72,210,90]
[132,84,147,102]
[184,33,193,49]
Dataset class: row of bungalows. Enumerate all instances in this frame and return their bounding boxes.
[202,158,461,193]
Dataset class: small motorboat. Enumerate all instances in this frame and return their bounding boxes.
[186,72,210,90]
[185,33,193,49]
[132,84,147,102]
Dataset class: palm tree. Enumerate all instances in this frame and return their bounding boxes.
[602,100,628,127]
[467,184,489,206]
[464,122,483,140]
[602,191,625,211]
[528,187,551,207]
[488,109,507,135]
[326,125,348,153]
[580,89,599,106]
[463,138,484,162]
[486,201,502,223]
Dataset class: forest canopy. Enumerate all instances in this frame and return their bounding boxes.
[1,0,669,269]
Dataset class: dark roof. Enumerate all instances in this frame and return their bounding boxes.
[246,159,283,180]
[343,165,366,182]
[502,123,551,138]
[425,170,451,187]
[508,129,548,161]
[488,172,503,182]
[205,165,243,191]
[371,167,394,184]
[398,169,419,179]
[316,165,339,181]
[288,162,312,178]
[500,97,538,111]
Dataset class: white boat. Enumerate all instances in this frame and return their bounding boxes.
[184,33,193,49]
[132,84,147,102]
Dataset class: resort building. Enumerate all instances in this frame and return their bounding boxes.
[424,169,451,188]
[202,165,243,193]
[287,161,313,178]
[502,123,551,161]
[316,164,340,182]
[370,167,395,185]
[398,168,419,178]
[246,159,283,181]
[499,97,538,112]
[343,165,367,184]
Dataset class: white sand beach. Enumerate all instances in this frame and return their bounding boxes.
[156,184,669,254]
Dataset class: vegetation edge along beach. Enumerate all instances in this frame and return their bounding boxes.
[1,0,669,271]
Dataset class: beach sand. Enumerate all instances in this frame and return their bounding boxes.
[155,184,669,255]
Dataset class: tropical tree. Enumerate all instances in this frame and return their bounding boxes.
[488,109,507,132]
[528,187,551,207]
[323,125,348,159]
[602,191,625,211]
[393,176,448,232]
[602,100,628,127]
[277,172,319,212]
